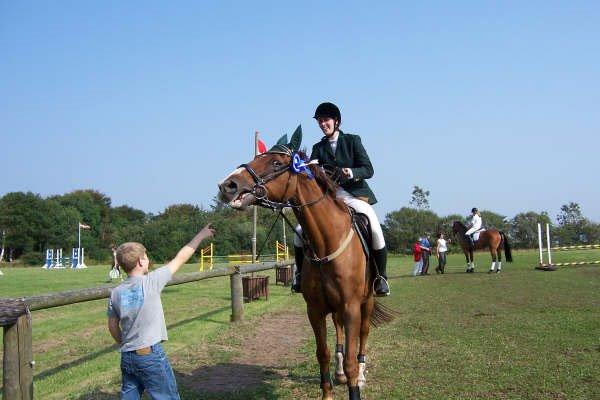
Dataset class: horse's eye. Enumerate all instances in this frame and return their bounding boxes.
[272,160,282,167]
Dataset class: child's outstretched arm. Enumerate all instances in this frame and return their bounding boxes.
[166,224,216,275]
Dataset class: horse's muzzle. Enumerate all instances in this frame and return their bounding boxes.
[218,177,256,210]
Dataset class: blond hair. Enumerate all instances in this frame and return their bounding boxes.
[116,242,147,273]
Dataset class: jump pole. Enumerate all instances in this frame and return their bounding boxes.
[536,223,600,270]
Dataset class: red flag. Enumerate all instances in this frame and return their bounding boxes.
[257,139,267,154]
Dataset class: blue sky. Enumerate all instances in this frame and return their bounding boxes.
[2,1,599,222]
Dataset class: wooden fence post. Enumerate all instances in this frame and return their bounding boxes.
[230,269,244,322]
[3,313,33,400]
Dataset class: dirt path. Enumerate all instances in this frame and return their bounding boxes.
[183,308,312,393]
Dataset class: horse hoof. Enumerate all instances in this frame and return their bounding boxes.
[335,372,347,384]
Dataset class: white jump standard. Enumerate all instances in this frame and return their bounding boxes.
[536,223,600,271]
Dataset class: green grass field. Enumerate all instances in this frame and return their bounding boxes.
[1,249,599,399]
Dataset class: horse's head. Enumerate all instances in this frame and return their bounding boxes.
[218,150,297,210]
[452,221,465,235]
[218,125,308,210]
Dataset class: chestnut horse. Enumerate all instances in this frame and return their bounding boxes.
[452,221,513,273]
[218,131,393,400]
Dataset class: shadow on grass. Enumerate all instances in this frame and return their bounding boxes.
[35,306,230,381]
[73,391,118,399]
[71,363,312,400]
[176,363,281,400]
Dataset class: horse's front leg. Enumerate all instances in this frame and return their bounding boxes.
[344,302,363,400]
[332,312,347,384]
[464,252,472,273]
[307,308,334,400]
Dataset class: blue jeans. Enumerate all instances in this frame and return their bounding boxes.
[120,343,180,400]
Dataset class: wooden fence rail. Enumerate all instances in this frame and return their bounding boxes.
[0,260,294,400]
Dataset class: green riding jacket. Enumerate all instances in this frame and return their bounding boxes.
[309,130,377,205]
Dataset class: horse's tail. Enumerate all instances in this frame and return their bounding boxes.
[370,300,397,328]
[501,231,513,262]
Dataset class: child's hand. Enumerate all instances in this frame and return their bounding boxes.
[200,223,216,240]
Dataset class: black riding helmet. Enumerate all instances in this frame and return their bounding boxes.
[313,102,341,125]
[471,207,478,213]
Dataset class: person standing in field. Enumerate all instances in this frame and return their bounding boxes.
[109,245,121,281]
[412,238,423,277]
[419,235,431,275]
[435,232,448,274]
[107,224,215,399]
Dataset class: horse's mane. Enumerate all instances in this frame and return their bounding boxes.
[296,158,346,212]
[453,220,467,231]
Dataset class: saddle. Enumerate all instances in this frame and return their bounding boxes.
[350,209,372,261]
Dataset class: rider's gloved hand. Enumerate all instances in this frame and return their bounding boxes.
[323,164,347,185]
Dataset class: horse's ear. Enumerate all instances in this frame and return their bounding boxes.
[288,125,302,151]
[275,134,288,146]
[268,134,290,153]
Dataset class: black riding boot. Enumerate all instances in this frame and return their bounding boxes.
[467,234,474,249]
[292,246,303,293]
[373,247,390,297]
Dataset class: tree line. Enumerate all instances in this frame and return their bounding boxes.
[0,188,598,265]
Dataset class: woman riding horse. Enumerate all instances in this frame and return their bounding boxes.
[293,102,390,297]
[464,207,483,247]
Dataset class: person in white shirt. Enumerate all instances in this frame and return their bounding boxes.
[435,232,448,274]
[464,207,482,247]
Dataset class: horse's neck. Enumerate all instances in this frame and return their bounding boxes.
[293,180,350,256]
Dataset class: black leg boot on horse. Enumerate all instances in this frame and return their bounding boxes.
[373,247,390,297]
[292,245,304,293]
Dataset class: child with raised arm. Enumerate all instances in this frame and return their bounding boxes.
[107,224,215,399]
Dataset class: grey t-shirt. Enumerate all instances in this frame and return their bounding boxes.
[107,265,172,352]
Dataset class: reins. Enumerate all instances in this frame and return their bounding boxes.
[241,150,354,265]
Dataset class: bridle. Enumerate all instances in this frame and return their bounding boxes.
[238,149,326,211]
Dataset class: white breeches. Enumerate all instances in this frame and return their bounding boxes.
[294,188,386,250]
[465,228,482,241]
[465,227,478,236]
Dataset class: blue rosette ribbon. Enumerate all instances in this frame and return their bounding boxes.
[291,152,314,179]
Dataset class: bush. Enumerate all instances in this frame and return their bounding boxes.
[20,251,44,266]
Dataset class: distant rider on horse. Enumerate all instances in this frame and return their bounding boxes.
[292,102,390,297]
[464,207,483,247]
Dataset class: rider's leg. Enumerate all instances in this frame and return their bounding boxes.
[340,192,389,296]
[464,228,476,248]
[292,225,304,293]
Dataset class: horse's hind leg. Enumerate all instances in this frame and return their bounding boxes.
[357,296,375,388]
[307,308,334,400]
[343,302,363,399]
[332,312,347,384]
[488,247,497,273]
[496,238,503,272]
